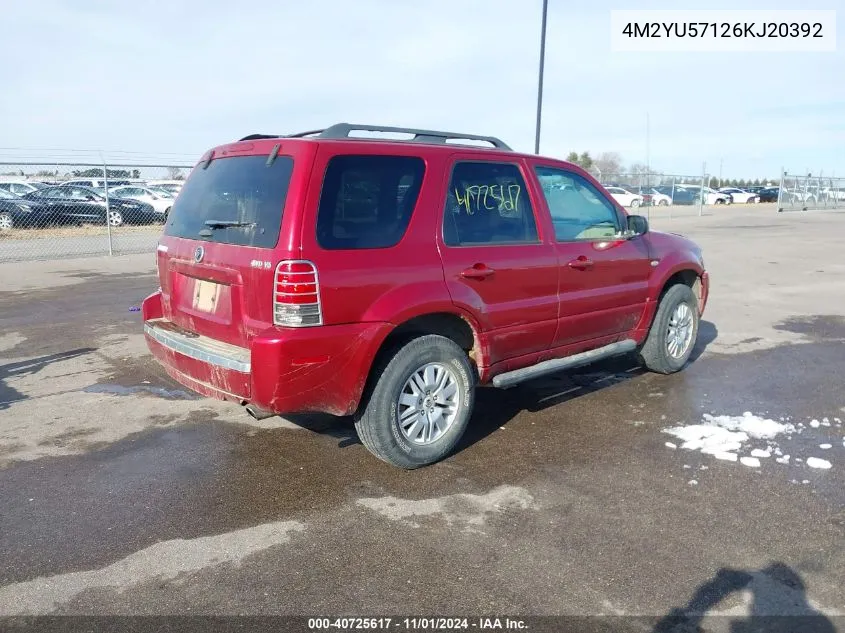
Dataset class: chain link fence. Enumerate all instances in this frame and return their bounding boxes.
[597,172,716,217]
[4,159,843,263]
[0,163,191,262]
[776,172,845,212]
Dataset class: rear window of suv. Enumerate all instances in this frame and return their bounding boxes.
[164,154,294,248]
[316,155,425,250]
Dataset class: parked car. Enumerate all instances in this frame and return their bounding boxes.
[637,187,671,206]
[822,187,845,201]
[147,180,184,195]
[60,178,134,189]
[776,188,816,204]
[758,187,781,203]
[655,186,698,205]
[0,188,52,230]
[0,181,50,196]
[680,185,730,205]
[603,186,643,208]
[108,185,173,218]
[719,188,760,204]
[21,185,159,226]
[142,122,709,469]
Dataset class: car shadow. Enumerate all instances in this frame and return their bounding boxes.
[0,348,96,411]
[284,320,718,454]
[652,563,835,632]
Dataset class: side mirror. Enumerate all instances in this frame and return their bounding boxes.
[627,214,649,236]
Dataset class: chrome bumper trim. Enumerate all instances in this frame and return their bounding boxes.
[144,322,250,373]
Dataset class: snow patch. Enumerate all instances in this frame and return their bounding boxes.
[807,457,832,470]
[662,411,841,473]
[663,412,794,464]
[714,452,738,462]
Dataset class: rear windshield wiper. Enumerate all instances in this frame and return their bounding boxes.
[203,219,257,229]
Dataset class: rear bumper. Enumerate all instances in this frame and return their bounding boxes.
[142,291,391,417]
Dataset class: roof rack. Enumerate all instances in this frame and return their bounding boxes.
[238,123,512,150]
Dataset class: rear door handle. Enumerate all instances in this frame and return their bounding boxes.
[461,264,495,280]
[567,256,594,270]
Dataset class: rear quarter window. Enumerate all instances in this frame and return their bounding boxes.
[316,155,425,250]
[164,154,294,248]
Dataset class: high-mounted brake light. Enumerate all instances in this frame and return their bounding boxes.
[273,260,322,327]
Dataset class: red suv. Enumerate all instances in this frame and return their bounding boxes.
[142,123,709,469]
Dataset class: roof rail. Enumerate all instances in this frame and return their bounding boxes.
[238,123,512,150]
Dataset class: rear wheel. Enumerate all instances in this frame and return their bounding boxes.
[354,335,475,469]
[107,210,123,226]
[0,212,12,231]
[658,199,668,206]
[638,283,700,375]
[631,199,641,208]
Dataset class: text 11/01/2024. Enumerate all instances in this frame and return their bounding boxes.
[610,10,837,52]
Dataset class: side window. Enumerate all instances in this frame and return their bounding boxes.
[68,187,92,199]
[534,167,621,242]
[443,161,537,246]
[316,155,424,250]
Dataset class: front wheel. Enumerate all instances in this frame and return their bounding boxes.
[631,199,641,208]
[638,283,700,375]
[354,335,475,469]
[0,212,13,231]
[658,199,668,206]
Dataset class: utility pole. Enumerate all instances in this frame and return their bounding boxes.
[533,0,549,154]
[646,112,650,189]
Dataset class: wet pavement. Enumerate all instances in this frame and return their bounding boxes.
[0,208,843,627]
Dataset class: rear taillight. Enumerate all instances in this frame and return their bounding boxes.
[273,260,322,327]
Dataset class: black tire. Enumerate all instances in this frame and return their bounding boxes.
[0,212,13,231]
[658,199,668,206]
[638,283,700,375]
[353,334,475,469]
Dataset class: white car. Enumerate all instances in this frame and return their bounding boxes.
[682,185,731,205]
[604,186,643,208]
[719,188,760,204]
[147,180,184,196]
[108,185,174,217]
[822,187,845,201]
[639,188,672,206]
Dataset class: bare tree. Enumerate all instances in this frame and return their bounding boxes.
[594,152,623,179]
[166,167,184,180]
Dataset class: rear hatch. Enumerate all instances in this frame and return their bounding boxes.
[155,143,305,348]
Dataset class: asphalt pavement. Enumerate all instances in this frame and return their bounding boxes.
[0,207,843,631]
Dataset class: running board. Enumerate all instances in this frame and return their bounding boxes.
[491,339,638,389]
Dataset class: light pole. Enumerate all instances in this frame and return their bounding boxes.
[534,0,549,154]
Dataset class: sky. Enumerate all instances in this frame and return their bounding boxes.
[0,0,843,180]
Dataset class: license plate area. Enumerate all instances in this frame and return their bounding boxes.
[193,279,221,313]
